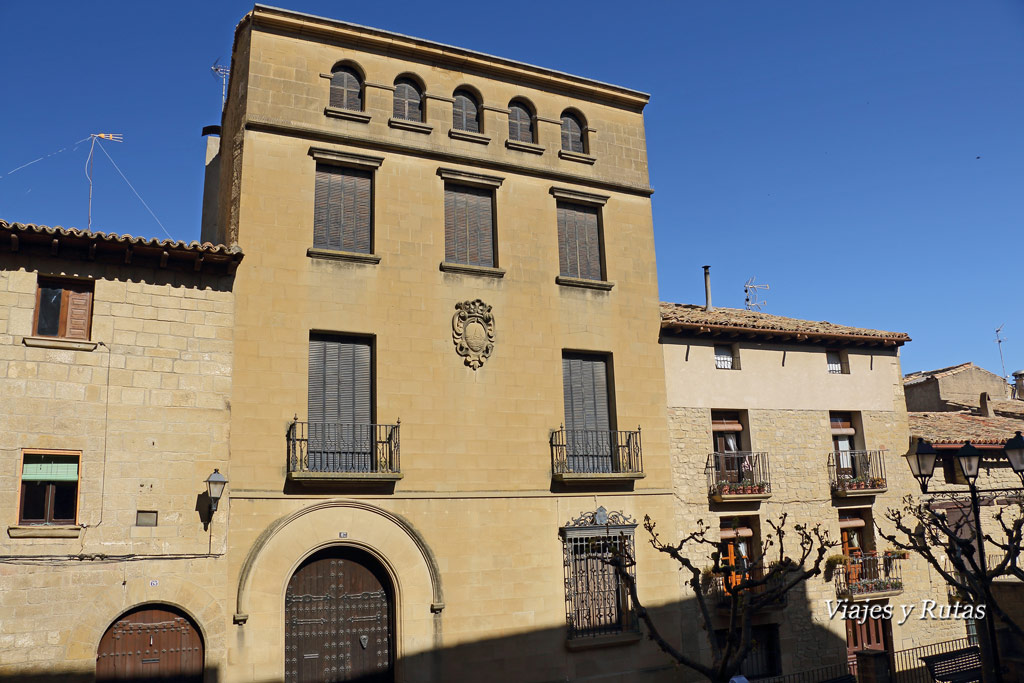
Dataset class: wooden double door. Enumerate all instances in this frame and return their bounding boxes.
[96,605,203,682]
[845,604,891,673]
[285,547,394,683]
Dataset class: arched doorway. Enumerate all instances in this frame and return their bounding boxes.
[96,604,204,681]
[285,546,394,683]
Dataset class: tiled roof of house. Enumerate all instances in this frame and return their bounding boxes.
[904,362,987,386]
[908,411,1024,446]
[0,220,243,274]
[660,302,909,347]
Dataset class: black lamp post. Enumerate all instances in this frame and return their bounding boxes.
[902,437,1022,683]
[206,468,228,514]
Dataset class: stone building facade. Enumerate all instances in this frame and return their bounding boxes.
[905,362,1011,412]
[660,302,965,678]
[0,220,242,679]
[205,6,680,683]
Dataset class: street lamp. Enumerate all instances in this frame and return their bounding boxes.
[904,437,938,493]
[956,442,982,486]
[1005,432,1024,486]
[206,469,228,513]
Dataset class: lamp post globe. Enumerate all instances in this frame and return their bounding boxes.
[955,442,982,486]
[206,468,228,513]
[904,437,938,493]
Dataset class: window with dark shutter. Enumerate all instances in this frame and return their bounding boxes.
[313,164,372,253]
[556,201,603,281]
[393,78,423,122]
[453,89,480,133]
[20,452,79,525]
[330,66,363,111]
[562,353,613,472]
[444,184,495,267]
[33,278,93,340]
[508,101,533,143]
[308,336,373,472]
[561,112,585,153]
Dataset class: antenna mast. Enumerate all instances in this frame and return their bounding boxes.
[744,277,770,311]
[211,59,231,106]
[85,133,123,229]
[996,324,1008,380]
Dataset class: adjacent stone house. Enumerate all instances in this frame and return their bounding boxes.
[0,220,242,679]
[905,362,1010,412]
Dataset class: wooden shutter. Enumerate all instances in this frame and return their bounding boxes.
[562,354,611,432]
[509,102,532,142]
[444,184,493,266]
[557,202,602,280]
[308,337,371,426]
[313,164,372,253]
[394,79,422,122]
[561,114,584,153]
[453,91,478,133]
[65,288,92,340]
[330,68,362,111]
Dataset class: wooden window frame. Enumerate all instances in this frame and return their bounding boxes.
[18,449,80,526]
[308,332,377,426]
[33,277,93,341]
[393,77,424,123]
[714,343,740,370]
[508,100,535,144]
[452,89,482,134]
[442,181,498,268]
[329,65,364,112]
[560,111,587,154]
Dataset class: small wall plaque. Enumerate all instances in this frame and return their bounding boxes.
[338,532,348,538]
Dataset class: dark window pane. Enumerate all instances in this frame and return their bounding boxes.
[21,482,48,522]
[37,286,62,336]
[51,482,78,522]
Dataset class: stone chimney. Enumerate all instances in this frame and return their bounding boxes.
[1013,370,1024,401]
[703,265,713,312]
[980,392,992,417]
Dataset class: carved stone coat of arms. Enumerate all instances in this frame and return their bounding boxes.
[452,299,494,370]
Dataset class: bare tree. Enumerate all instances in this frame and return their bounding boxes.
[607,513,835,683]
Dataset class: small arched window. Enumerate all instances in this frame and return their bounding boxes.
[508,100,534,143]
[330,66,363,112]
[393,77,423,122]
[560,112,585,153]
[453,89,481,133]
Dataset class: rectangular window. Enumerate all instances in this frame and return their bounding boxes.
[556,201,603,281]
[20,452,79,525]
[34,278,93,340]
[135,511,158,527]
[313,163,372,253]
[444,184,495,267]
[562,353,614,473]
[827,349,849,374]
[719,517,756,588]
[714,344,739,370]
[307,335,374,472]
[562,515,637,639]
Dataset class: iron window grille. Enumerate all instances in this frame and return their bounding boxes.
[714,344,739,370]
[561,506,638,640]
[826,350,850,374]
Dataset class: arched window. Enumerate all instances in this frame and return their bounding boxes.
[508,100,534,143]
[560,112,585,153]
[452,89,481,133]
[330,65,363,111]
[393,77,423,122]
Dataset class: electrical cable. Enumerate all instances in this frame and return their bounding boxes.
[93,138,174,240]
[0,136,91,180]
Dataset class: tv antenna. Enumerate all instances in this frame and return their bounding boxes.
[996,324,1008,380]
[744,277,769,311]
[85,134,123,229]
[211,59,230,106]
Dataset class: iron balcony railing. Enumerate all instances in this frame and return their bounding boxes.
[288,419,400,475]
[707,563,787,608]
[551,428,643,476]
[834,552,905,599]
[828,449,887,494]
[705,452,771,497]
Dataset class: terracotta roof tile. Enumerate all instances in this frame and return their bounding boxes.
[0,220,239,255]
[660,302,909,346]
[908,411,1024,445]
[903,362,992,386]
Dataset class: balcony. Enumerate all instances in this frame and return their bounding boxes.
[551,428,644,484]
[706,452,772,502]
[287,419,402,484]
[828,450,887,496]
[834,552,905,600]
[707,564,787,610]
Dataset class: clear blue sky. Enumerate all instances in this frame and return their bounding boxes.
[2,1,1022,378]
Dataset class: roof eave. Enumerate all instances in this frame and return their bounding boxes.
[660,321,909,348]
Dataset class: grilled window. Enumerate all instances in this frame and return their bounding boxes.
[452,89,481,133]
[561,507,637,639]
[393,77,423,122]
[827,350,849,374]
[307,336,373,472]
[508,100,534,143]
[313,164,372,253]
[20,452,79,525]
[444,184,495,266]
[560,112,585,153]
[556,202,603,281]
[330,66,363,111]
[34,278,93,340]
[714,344,739,370]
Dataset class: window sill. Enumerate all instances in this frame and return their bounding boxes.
[559,149,596,165]
[307,248,381,264]
[556,276,614,291]
[22,336,98,351]
[8,525,82,538]
[448,129,491,145]
[565,630,641,651]
[324,107,372,124]
[388,118,433,134]
[554,472,645,485]
[440,262,505,278]
[505,139,544,155]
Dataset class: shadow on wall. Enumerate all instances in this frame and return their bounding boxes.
[0,584,852,683]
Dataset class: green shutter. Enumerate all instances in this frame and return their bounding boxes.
[23,454,79,482]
